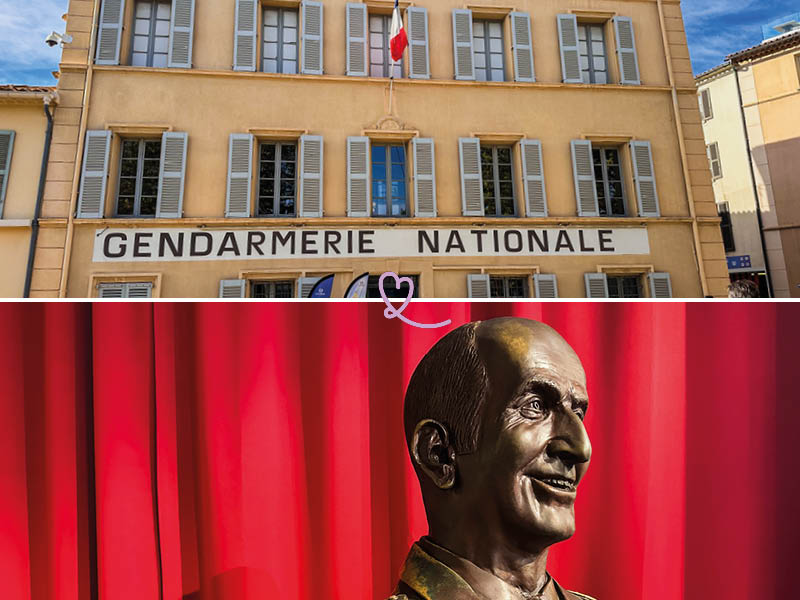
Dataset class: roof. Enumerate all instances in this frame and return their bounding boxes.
[695,62,733,82]
[0,84,56,93]
[727,29,800,63]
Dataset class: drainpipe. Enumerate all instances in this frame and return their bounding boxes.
[24,93,57,297]
[731,61,774,298]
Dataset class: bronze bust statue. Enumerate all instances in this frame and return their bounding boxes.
[390,318,596,600]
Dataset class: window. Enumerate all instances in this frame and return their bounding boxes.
[593,147,626,216]
[490,276,529,298]
[0,130,14,218]
[131,1,171,67]
[718,201,735,253]
[97,282,153,298]
[258,142,297,216]
[707,142,722,180]
[796,54,800,86]
[699,88,713,120]
[367,274,419,298]
[117,139,161,217]
[480,146,515,216]
[578,23,608,84]
[369,14,403,78]
[371,144,407,217]
[607,276,642,298]
[251,280,294,298]
[263,7,298,74]
[473,20,505,81]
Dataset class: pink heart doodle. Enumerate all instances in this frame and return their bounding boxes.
[379,272,452,330]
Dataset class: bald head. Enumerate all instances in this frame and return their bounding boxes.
[404,318,582,455]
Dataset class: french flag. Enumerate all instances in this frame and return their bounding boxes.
[390,0,408,62]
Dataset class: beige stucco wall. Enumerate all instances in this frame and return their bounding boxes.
[0,101,48,297]
[697,69,765,273]
[33,0,727,298]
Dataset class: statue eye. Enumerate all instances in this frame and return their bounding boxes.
[520,396,546,418]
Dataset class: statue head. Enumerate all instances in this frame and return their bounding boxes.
[404,317,592,556]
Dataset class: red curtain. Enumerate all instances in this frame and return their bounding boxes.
[1,303,797,600]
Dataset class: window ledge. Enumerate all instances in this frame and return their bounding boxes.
[569,9,617,21]
[472,132,524,144]
[582,133,634,143]
[363,128,418,141]
[466,4,514,19]
[597,264,654,275]
[364,0,413,14]
[0,219,33,228]
[249,127,308,139]
[106,123,173,136]
[89,272,162,298]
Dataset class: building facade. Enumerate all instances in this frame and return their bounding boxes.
[0,85,56,298]
[697,25,800,298]
[30,0,728,298]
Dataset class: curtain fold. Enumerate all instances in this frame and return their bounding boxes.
[1,303,797,600]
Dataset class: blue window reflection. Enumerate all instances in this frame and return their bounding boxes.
[371,144,408,217]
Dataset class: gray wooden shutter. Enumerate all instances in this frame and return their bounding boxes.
[613,17,641,85]
[585,273,609,298]
[299,134,323,217]
[413,137,436,217]
[700,89,713,120]
[346,3,367,77]
[649,273,673,298]
[459,138,483,216]
[95,0,126,65]
[347,136,370,217]
[534,274,558,299]
[452,9,475,81]
[301,1,324,75]
[98,283,124,298]
[408,7,430,79]
[234,0,258,71]
[0,131,15,218]
[571,140,598,216]
[127,283,153,298]
[226,133,253,218]
[557,14,582,84]
[168,0,195,68]
[521,139,547,217]
[707,142,722,179]
[77,130,112,218]
[630,140,660,217]
[156,132,188,218]
[511,12,535,82]
[297,277,320,298]
[219,279,246,298]
[468,274,490,298]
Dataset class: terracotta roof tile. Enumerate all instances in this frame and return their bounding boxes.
[0,84,56,94]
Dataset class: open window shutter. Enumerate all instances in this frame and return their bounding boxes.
[707,143,722,179]
[156,132,188,218]
[700,89,713,120]
[571,140,598,216]
[226,133,253,218]
[126,283,153,298]
[452,9,475,81]
[468,274,490,298]
[301,1,324,75]
[98,283,124,298]
[557,14,582,84]
[299,134,323,217]
[347,136,370,217]
[630,140,660,217]
[219,279,246,298]
[297,277,320,298]
[407,7,430,79]
[459,138,483,216]
[613,17,641,85]
[168,0,195,68]
[0,131,15,218]
[413,137,436,217]
[521,139,547,217]
[233,0,257,71]
[649,273,673,298]
[77,130,111,218]
[585,273,609,298]
[95,0,126,65]
[511,12,535,82]
[346,3,367,77]
[534,274,559,299]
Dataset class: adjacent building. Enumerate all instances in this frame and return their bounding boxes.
[697,17,800,298]
[0,85,57,298]
[29,0,727,298]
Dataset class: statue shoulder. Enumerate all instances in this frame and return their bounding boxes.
[566,592,598,600]
[387,595,409,600]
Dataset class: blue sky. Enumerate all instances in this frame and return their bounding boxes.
[0,0,797,85]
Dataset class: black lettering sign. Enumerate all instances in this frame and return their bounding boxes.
[504,230,523,253]
[555,230,575,252]
[159,232,184,258]
[272,231,296,255]
[445,230,465,253]
[248,232,266,256]
[578,230,595,252]
[190,232,213,257]
[599,230,615,252]
[104,233,127,258]
[324,231,342,255]
[471,230,487,252]
[419,230,439,253]
[359,230,375,254]
[528,230,549,253]
[133,233,153,258]
[301,231,318,255]
[216,232,241,256]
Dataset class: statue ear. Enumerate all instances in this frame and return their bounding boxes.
[412,420,457,490]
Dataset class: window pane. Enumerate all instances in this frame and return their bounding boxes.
[260,162,274,179]
[156,2,170,19]
[372,162,386,183]
[122,140,139,159]
[475,53,487,69]
[373,196,387,216]
[264,9,278,25]
[260,180,274,199]
[390,146,405,163]
[264,42,278,59]
[258,197,275,215]
[121,159,138,177]
[117,197,134,215]
[499,182,513,198]
[280,143,295,161]
[155,20,169,36]
[373,180,387,200]
[133,34,150,52]
[151,53,168,68]
[372,145,386,163]
[261,144,276,161]
[283,27,297,43]
[280,181,295,197]
[144,141,161,159]
[153,37,169,54]
[507,278,526,298]
[496,147,511,163]
[141,178,158,197]
[279,197,295,215]
[142,160,160,178]
[392,197,408,217]
[490,278,505,298]
[391,164,405,180]
[488,22,502,36]
[281,162,296,180]
[140,196,157,215]
[473,21,484,37]
[484,195,496,215]
[274,282,293,298]
[135,2,152,18]
[489,38,503,53]
[119,177,136,197]
[284,10,298,27]
[391,180,404,198]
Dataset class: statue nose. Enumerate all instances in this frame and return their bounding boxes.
[546,412,592,466]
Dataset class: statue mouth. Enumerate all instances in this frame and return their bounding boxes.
[528,475,577,496]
